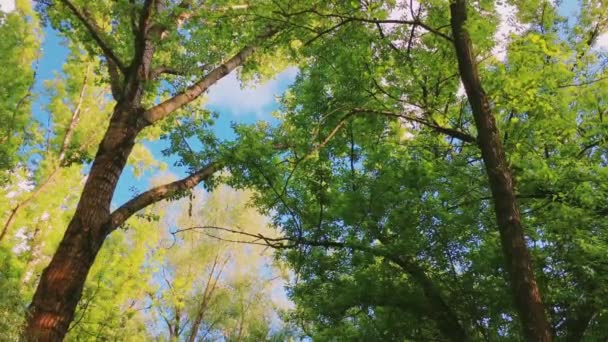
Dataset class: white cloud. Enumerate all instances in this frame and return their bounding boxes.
[493,2,529,61]
[456,82,466,98]
[205,67,298,117]
[594,33,608,50]
[383,0,423,47]
[388,0,422,25]
[0,0,15,12]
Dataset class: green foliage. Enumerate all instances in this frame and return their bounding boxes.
[3,0,608,340]
[0,246,26,341]
[145,186,291,341]
[196,0,608,340]
[0,0,40,178]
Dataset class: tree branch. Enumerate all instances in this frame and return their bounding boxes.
[285,9,452,42]
[175,225,469,341]
[109,163,218,230]
[351,108,476,143]
[58,64,90,166]
[149,65,186,79]
[142,29,275,124]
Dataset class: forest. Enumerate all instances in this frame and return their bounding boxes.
[1,0,607,340]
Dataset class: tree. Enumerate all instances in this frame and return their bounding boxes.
[9,0,608,340]
[145,185,289,342]
[0,45,171,340]
[449,0,551,338]
[206,0,608,340]
[1,49,111,243]
[63,203,165,341]
[25,1,289,339]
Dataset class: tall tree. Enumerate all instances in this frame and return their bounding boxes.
[8,0,608,340]
[145,185,289,341]
[0,46,173,340]
[26,0,286,339]
[449,0,552,339]
[1,49,111,243]
[206,0,608,339]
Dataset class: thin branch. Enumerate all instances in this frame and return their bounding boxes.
[304,18,353,46]
[149,65,186,79]
[58,64,91,165]
[174,225,468,341]
[351,108,476,143]
[556,76,608,89]
[0,168,59,242]
[290,9,452,42]
[6,61,39,143]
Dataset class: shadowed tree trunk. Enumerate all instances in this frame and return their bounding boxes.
[449,0,553,340]
[565,306,594,342]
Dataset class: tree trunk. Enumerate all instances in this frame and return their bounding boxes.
[449,1,553,340]
[25,107,141,341]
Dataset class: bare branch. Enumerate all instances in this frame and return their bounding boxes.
[149,65,186,79]
[174,225,468,341]
[304,18,353,46]
[349,17,452,42]
[283,8,452,42]
[557,76,608,89]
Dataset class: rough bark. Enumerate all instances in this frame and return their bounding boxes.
[24,110,220,340]
[25,107,143,341]
[449,1,552,340]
